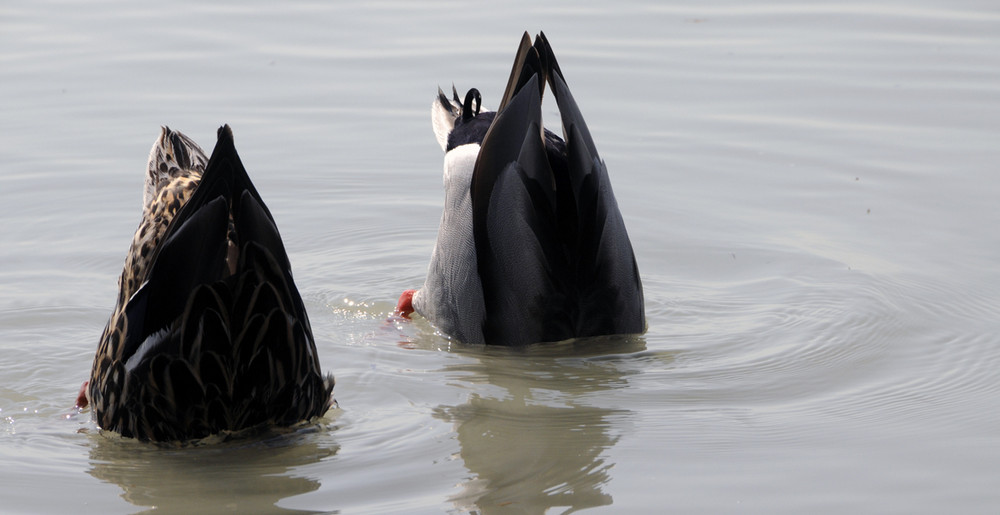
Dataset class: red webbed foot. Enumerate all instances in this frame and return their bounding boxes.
[394,289,416,319]
[75,381,89,409]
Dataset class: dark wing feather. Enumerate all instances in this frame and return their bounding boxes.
[118,196,230,362]
[469,33,645,346]
[495,32,542,113]
[537,32,646,336]
[471,46,572,345]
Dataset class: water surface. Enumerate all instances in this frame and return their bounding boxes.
[2,1,1000,513]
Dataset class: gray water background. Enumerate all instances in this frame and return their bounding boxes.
[2,1,999,513]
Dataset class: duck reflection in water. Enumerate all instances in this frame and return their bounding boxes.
[85,429,338,513]
[434,336,648,513]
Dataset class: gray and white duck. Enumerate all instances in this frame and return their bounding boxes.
[77,125,334,442]
[396,32,645,346]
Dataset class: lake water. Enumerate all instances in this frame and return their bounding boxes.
[2,0,999,513]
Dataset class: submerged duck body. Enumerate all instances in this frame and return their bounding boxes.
[399,32,645,346]
[82,125,333,442]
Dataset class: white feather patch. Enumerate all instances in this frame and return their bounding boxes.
[442,143,479,189]
[431,96,460,152]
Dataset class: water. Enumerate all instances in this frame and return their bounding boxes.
[2,0,1000,512]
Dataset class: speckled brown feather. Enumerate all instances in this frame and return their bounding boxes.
[91,127,206,388]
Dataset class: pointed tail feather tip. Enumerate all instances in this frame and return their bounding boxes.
[216,124,235,144]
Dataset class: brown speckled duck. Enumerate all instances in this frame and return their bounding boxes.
[77,125,334,442]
